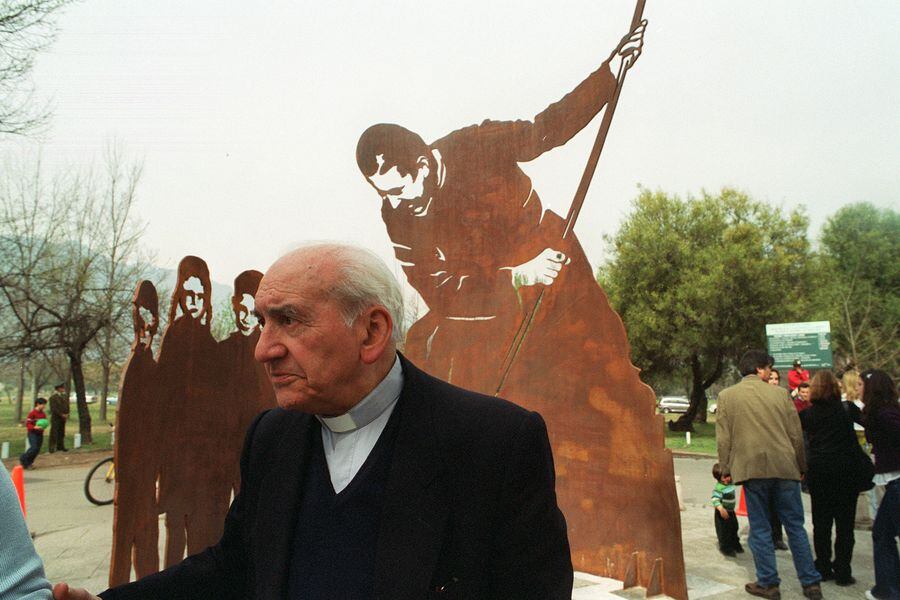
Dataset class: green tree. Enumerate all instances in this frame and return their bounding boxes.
[817,203,899,372]
[600,187,812,431]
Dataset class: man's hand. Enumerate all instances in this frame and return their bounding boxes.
[609,19,647,75]
[511,249,570,286]
[53,583,101,600]
[717,506,729,519]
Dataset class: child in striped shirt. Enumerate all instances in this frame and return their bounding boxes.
[712,462,743,556]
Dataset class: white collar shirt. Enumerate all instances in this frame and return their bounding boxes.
[315,355,403,493]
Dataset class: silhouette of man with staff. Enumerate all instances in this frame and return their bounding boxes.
[357,21,645,394]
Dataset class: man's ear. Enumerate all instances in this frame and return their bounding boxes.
[358,305,394,364]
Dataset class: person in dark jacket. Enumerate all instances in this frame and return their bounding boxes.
[48,383,70,453]
[800,371,863,585]
[860,369,900,600]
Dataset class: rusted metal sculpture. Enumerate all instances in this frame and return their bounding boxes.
[217,269,274,493]
[156,256,229,566]
[112,259,276,581]
[109,280,161,586]
[356,5,686,598]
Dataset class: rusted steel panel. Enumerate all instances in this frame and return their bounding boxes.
[356,14,685,598]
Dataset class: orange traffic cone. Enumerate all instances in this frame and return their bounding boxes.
[736,485,747,517]
[10,464,26,517]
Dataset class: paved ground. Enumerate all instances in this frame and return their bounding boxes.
[15,452,880,599]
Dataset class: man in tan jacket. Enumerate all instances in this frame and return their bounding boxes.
[717,350,822,600]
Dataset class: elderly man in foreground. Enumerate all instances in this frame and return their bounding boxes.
[54,242,572,600]
[716,349,821,600]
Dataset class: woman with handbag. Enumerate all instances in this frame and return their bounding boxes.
[861,369,900,600]
[800,370,869,585]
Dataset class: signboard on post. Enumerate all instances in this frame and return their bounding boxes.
[766,321,833,369]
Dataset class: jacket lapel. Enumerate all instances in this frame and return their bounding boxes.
[252,411,316,600]
[375,356,450,599]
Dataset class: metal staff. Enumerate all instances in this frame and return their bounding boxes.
[495,0,647,394]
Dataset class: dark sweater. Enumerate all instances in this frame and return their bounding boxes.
[287,415,399,599]
[865,404,900,474]
[799,395,858,477]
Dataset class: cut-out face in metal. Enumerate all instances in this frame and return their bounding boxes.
[132,280,159,349]
[169,255,212,326]
[182,277,206,319]
[367,155,432,210]
[231,270,263,335]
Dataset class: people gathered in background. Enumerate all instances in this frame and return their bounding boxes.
[859,369,900,600]
[845,369,887,527]
[800,370,865,586]
[766,367,788,550]
[769,368,782,387]
[794,382,813,413]
[711,463,743,557]
[716,350,822,600]
[19,398,48,470]
[789,359,811,392]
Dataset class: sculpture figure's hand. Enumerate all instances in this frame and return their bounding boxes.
[609,19,647,75]
[53,583,101,600]
[511,249,570,286]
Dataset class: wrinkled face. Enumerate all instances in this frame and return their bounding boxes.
[367,156,431,211]
[182,276,206,318]
[768,371,780,386]
[253,256,364,415]
[798,387,810,402]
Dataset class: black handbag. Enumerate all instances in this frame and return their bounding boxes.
[852,444,876,493]
[841,400,875,492]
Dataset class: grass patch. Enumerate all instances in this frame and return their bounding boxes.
[663,415,717,456]
[0,400,116,458]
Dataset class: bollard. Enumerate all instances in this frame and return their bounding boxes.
[11,465,26,517]
[674,475,685,511]
[685,431,691,446]
[74,433,82,449]
[1,441,8,459]
[110,430,115,447]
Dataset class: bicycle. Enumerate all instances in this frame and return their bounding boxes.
[84,456,115,506]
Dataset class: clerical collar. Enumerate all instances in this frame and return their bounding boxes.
[316,356,403,433]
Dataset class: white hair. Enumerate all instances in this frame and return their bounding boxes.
[292,242,405,344]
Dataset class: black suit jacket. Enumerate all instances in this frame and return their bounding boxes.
[101,355,572,599]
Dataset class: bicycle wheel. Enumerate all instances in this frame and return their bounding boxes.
[84,457,115,506]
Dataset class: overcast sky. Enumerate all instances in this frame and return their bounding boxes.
[5,0,899,297]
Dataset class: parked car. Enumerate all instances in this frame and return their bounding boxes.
[657,396,690,414]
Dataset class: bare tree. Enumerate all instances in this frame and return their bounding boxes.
[0,0,73,137]
[0,152,149,440]
[94,145,148,421]
[0,159,68,420]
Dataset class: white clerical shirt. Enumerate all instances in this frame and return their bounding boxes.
[316,356,403,493]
